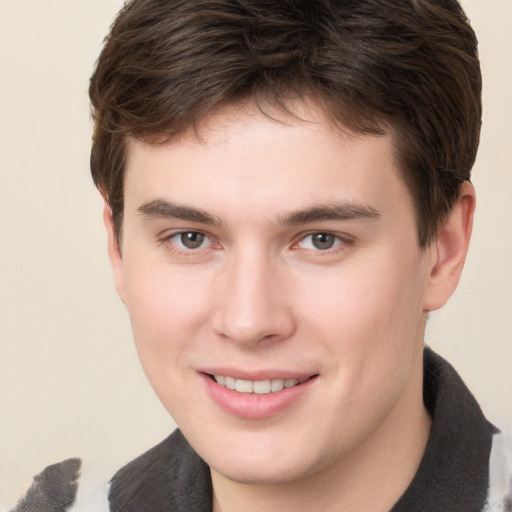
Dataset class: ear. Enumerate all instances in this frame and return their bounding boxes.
[103,201,126,304]
[423,181,476,312]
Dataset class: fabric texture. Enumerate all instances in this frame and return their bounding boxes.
[484,432,512,511]
[390,349,497,511]
[10,458,81,512]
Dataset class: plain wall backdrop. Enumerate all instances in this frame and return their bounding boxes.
[0,0,511,505]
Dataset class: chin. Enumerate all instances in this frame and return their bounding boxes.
[212,457,314,486]
[199,429,334,487]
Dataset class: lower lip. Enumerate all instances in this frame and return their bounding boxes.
[201,374,317,420]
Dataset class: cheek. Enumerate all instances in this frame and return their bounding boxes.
[125,256,209,326]
[121,261,211,382]
[301,259,425,342]
[122,269,214,422]
[297,252,428,387]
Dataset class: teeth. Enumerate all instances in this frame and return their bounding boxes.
[285,379,299,388]
[271,379,284,392]
[235,379,253,393]
[253,380,271,394]
[213,375,303,394]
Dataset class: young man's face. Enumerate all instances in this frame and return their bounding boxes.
[109,102,438,486]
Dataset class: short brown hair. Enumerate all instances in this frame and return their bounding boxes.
[89,0,481,247]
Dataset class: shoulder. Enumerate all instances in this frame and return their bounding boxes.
[109,429,211,512]
[6,458,110,512]
[484,431,512,512]
[4,430,210,512]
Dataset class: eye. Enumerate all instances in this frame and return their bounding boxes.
[295,232,344,251]
[168,231,211,250]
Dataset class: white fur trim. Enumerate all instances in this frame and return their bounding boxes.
[67,459,111,512]
[483,431,512,512]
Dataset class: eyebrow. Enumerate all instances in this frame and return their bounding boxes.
[137,199,380,227]
[280,202,381,225]
[138,199,224,226]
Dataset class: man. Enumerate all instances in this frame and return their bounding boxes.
[10,0,512,510]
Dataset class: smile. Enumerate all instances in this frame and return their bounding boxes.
[202,372,318,419]
[212,375,307,394]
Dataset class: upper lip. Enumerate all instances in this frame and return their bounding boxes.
[200,368,317,381]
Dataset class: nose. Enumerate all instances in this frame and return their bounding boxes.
[211,249,296,346]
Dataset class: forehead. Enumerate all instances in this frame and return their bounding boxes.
[123,101,412,225]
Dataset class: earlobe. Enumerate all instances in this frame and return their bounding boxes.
[103,201,126,303]
[423,182,476,312]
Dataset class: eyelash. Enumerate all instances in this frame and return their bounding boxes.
[291,232,352,252]
[158,231,216,256]
[158,230,353,256]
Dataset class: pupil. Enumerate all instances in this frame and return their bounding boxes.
[181,232,204,249]
[312,233,334,250]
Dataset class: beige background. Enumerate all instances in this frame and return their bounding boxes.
[0,0,511,505]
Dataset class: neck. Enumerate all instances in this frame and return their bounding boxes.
[211,355,431,512]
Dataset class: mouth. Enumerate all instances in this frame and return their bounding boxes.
[209,374,311,395]
[202,372,318,419]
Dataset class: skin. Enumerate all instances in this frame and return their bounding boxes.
[105,101,475,511]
